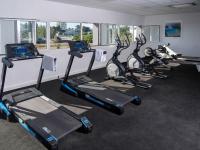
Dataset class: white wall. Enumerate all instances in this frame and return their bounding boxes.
[0,0,144,91]
[144,12,200,57]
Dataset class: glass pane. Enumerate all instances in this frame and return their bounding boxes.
[92,23,99,45]
[141,25,160,42]
[142,26,150,42]
[133,26,142,42]
[20,21,33,43]
[50,22,68,49]
[100,24,109,45]
[100,24,117,45]
[0,20,16,53]
[82,23,93,44]
[66,23,81,41]
[150,26,160,42]
[36,22,47,49]
[108,24,117,44]
[119,25,133,42]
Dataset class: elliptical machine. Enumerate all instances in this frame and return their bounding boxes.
[106,34,152,89]
[127,33,168,79]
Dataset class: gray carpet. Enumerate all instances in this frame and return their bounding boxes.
[0,64,200,150]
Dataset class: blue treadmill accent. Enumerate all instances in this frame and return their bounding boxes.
[85,94,105,106]
[18,118,36,137]
[62,82,78,95]
[0,101,11,116]
[47,135,57,142]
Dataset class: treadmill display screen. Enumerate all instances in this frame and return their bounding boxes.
[5,43,39,59]
[68,41,90,53]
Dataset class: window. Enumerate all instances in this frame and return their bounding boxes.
[36,22,47,49]
[150,25,160,42]
[50,22,68,49]
[82,23,93,44]
[0,18,102,51]
[133,26,142,42]
[18,20,34,43]
[65,23,81,41]
[119,25,134,42]
[0,20,16,53]
[100,24,117,45]
[141,25,160,42]
[108,24,117,44]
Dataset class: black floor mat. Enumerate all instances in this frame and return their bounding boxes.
[0,64,200,150]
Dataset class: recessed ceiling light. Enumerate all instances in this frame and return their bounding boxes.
[169,2,196,8]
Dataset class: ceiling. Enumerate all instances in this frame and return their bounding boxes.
[46,0,200,16]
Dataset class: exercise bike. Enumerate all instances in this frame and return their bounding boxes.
[143,45,173,70]
[127,33,168,79]
[144,43,179,61]
[106,34,152,89]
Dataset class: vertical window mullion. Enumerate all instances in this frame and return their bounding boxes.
[32,21,36,44]
[16,20,21,43]
[80,23,83,40]
[46,22,50,50]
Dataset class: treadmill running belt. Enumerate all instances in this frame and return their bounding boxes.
[78,83,134,106]
[11,97,82,138]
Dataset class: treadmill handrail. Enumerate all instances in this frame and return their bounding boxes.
[64,41,96,80]
[2,57,13,68]
[0,44,45,99]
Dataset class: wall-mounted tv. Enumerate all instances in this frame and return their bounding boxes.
[165,22,181,37]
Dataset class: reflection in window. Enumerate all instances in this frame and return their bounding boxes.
[36,22,47,49]
[19,21,33,43]
[82,23,93,44]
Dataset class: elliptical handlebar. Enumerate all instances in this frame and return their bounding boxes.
[134,33,147,53]
[125,33,130,48]
[115,33,130,50]
[140,33,147,45]
[115,34,122,47]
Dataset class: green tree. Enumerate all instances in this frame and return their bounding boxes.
[36,25,46,38]
[119,26,132,42]
[83,34,93,43]
[72,35,81,41]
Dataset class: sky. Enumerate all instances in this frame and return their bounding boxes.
[49,22,93,29]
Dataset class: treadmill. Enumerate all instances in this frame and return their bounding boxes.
[0,43,92,150]
[60,40,141,115]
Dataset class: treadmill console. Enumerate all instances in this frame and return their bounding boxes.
[5,43,40,59]
[67,40,95,53]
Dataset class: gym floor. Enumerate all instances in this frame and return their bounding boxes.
[0,64,200,150]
